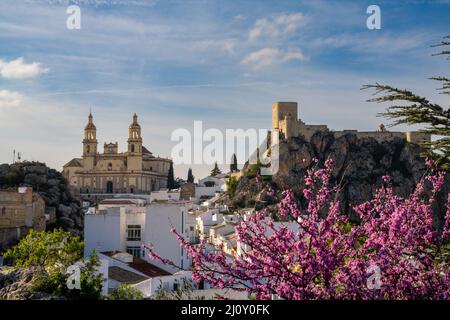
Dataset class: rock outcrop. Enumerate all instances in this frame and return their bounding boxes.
[0,161,84,237]
[231,132,450,224]
[0,268,64,300]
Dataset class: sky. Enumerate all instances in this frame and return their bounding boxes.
[0,0,449,179]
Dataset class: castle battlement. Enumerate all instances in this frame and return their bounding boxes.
[272,101,430,145]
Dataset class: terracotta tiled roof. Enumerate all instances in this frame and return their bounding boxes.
[101,251,172,278]
[129,256,171,277]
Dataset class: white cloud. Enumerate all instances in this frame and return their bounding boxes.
[282,50,307,62]
[310,32,429,54]
[249,13,307,41]
[0,90,23,109]
[241,48,306,70]
[0,57,48,79]
[193,39,238,54]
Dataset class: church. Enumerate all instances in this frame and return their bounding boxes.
[63,113,172,195]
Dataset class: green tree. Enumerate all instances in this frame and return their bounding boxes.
[4,229,83,271]
[230,153,238,172]
[187,168,194,183]
[167,162,176,189]
[5,229,104,300]
[210,162,222,176]
[363,35,450,170]
[226,176,238,198]
[107,284,143,300]
[31,253,104,300]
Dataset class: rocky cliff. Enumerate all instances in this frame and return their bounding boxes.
[231,131,450,224]
[0,161,84,237]
[0,267,64,300]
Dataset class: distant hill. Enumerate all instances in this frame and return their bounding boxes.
[230,131,450,227]
[0,161,84,236]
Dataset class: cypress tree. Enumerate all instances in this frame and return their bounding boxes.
[187,168,194,183]
[230,153,238,172]
[210,162,222,176]
[167,162,175,189]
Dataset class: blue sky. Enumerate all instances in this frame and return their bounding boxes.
[0,0,449,179]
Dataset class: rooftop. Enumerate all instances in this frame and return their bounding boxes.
[99,198,146,206]
[108,266,149,284]
[101,251,172,278]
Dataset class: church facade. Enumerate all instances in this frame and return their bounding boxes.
[63,113,172,194]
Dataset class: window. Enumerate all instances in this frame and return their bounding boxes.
[108,163,112,171]
[106,181,113,193]
[1,207,5,215]
[131,144,135,153]
[127,225,141,241]
[126,246,143,257]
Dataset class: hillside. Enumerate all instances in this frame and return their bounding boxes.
[0,161,84,236]
[230,131,450,225]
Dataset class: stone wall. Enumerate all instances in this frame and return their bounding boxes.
[0,188,45,229]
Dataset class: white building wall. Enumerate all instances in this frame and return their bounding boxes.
[84,207,127,258]
[195,186,222,200]
[124,212,146,255]
[144,202,196,273]
[150,190,181,202]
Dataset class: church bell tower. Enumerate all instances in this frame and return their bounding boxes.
[83,112,98,169]
[127,113,143,172]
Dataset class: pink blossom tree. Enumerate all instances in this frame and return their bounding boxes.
[146,159,450,299]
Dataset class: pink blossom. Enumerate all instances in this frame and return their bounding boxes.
[148,160,450,300]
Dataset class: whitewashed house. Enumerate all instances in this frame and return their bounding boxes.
[195,175,227,201]
[150,189,181,202]
[84,197,196,274]
[98,251,192,298]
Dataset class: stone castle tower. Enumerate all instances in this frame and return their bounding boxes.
[272,102,299,140]
[271,101,431,144]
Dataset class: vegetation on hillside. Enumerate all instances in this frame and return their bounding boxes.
[3,229,104,300]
